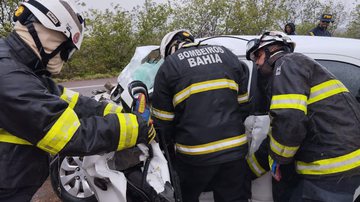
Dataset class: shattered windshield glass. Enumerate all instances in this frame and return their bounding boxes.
[117,46,163,93]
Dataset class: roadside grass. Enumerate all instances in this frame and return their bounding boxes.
[53,73,119,83]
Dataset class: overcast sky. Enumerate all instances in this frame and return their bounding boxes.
[83,0,358,11]
[83,0,167,11]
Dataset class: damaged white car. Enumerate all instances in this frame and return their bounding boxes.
[50,35,360,202]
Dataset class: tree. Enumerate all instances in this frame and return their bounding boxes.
[59,7,135,79]
[226,0,283,35]
[171,0,232,37]
[132,0,173,45]
[345,4,360,39]
[275,0,347,36]
[0,0,20,37]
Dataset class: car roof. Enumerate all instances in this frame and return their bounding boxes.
[196,35,360,65]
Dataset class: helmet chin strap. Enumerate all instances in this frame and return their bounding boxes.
[258,46,289,77]
[25,22,70,75]
[257,47,275,77]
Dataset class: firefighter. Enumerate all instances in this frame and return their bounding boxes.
[245,31,360,201]
[0,0,155,201]
[152,30,251,202]
[308,13,334,37]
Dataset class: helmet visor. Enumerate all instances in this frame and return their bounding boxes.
[246,38,260,61]
[60,45,77,61]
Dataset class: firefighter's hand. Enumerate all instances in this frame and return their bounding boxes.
[269,156,282,181]
[136,112,156,144]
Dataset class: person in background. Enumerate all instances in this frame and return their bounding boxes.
[246,30,360,201]
[284,22,296,35]
[152,29,251,202]
[0,1,155,201]
[308,13,334,37]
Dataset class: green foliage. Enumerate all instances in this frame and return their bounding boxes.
[345,4,360,39]
[58,8,136,79]
[226,0,283,35]
[0,0,20,37]
[171,0,232,37]
[132,0,173,45]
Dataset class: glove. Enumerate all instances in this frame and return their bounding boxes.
[136,112,156,145]
[134,93,152,124]
[269,155,282,181]
[134,93,156,144]
[245,115,270,156]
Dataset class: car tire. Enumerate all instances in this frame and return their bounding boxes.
[50,156,97,202]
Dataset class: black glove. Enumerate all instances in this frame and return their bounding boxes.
[135,113,156,144]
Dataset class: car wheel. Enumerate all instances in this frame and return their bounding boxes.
[50,156,97,202]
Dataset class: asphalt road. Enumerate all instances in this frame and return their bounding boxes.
[60,77,118,97]
[31,77,117,202]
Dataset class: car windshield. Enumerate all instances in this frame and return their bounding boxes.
[117,46,163,93]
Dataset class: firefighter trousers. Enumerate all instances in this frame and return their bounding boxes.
[175,158,251,202]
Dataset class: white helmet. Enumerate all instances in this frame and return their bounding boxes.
[160,29,194,58]
[246,31,296,61]
[15,0,85,50]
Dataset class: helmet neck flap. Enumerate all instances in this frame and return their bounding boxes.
[13,0,85,75]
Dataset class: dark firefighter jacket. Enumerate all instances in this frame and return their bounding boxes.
[152,43,250,166]
[247,52,360,179]
[0,32,139,188]
[308,25,332,37]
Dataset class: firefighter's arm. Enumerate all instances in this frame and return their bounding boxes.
[247,137,270,179]
[268,57,309,165]
[58,85,123,118]
[0,73,151,156]
[237,60,250,105]
[151,63,176,145]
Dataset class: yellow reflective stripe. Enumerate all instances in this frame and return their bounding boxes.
[116,114,139,151]
[103,103,123,116]
[269,134,299,158]
[247,154,267,177]
[308,79,349,105]
[176,134,247,155]
[0,129,31,145]
[152,107,175,121]
[173,79,238,106]
[296,148,360,175]
[238,93,249,104]
[270,94,307,114]
[268,155,275,170]
[37,107,80,155]
[60,88,80,109]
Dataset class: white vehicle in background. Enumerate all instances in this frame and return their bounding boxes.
[50,35,360,202]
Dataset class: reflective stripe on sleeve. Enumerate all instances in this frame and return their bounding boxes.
[238,93,249,104]
[60,88,80,109]
[270,94,307,114]
[103,102,123,116]
[296,148,360,175]
[117,113,139,151]
[247,153,267,177]
[308,79,349,105]
[173,79,238,106]
[269,134,299,158]
[37,107,80,155]
[175,134,247,155]
[0,128,31,145]
[268,155,275,171]
[152,107,175,121]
